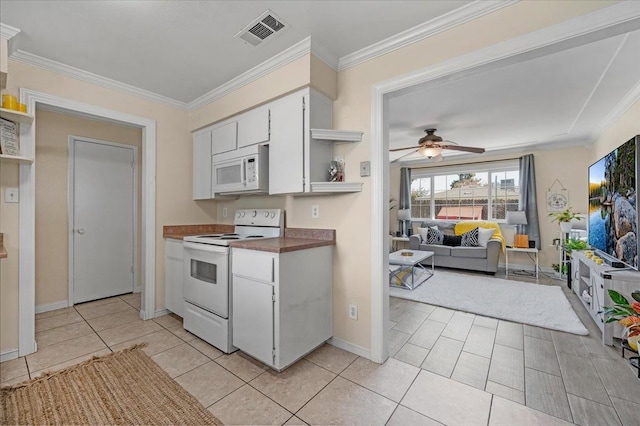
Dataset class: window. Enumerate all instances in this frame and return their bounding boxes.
[410,161,520,221]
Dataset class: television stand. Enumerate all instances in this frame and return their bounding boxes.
[571,251,640,346]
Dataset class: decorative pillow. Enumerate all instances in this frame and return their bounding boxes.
[442,234,462,247]
[417,227,429,243]
[460,227,480,247]
[426,226,444,245]
[477,227,496,247]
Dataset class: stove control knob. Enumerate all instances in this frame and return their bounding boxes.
[252,210,257,218]
[236,212,242,218]
[264,212,270,218]
[240,211,245,218]
[270,212,276,218]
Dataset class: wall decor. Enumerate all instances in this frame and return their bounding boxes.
[546,178,568,212]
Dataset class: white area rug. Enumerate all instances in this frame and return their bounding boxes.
[389,270,589,335]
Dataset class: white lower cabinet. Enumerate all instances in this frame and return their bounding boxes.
[164,239,184,317]
[232,246,333,370]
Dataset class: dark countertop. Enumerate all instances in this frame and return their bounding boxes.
[230,237,334,253]
[163,224,235,240]
[163,225,336,253]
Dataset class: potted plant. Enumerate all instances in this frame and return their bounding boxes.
[563,238,588,253]
[601,289,640,351]
[549,207,581,233]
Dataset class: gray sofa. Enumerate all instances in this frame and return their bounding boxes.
[408,221,501,275]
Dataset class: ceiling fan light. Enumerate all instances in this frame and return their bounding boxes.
[419,146,442,158]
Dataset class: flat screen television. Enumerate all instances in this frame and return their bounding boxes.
[588,135,639,270]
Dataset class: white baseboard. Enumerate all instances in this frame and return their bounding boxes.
[0,348,19,362]
[134,286,142,293]
[328,337,371,360]
[35,300,70,314]
[153,309,170,318]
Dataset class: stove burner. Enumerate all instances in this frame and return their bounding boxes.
[245,235,264,238]
[197,234,223,238]
[220,236,240,240]
[222,233,239,236]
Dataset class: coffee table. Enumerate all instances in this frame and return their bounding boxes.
[389,249,434,290]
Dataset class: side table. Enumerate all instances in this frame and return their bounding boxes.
[505,247,539,278]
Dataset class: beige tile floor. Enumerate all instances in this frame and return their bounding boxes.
[1,271,639,425]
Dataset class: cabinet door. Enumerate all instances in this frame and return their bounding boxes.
[238,107,270,148]
[193,131,212,200]
[232,276,274,366]
[211,121,237,155]
[165,240,184,316]
[269,94,304,194]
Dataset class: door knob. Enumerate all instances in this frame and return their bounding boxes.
[77,228,85,234]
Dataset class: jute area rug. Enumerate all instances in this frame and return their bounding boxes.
[1,344,223,425]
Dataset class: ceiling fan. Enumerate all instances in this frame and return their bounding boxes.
[390,128,485,163]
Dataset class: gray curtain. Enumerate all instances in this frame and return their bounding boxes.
[399,167,411,236]
[519,154,540,249]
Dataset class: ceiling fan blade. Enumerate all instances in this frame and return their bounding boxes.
[390,149,418,163]
[390,145,422,152]
[441,144,485,154]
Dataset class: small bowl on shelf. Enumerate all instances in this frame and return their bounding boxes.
[401,251,414,257]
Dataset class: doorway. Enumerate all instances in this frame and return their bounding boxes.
[68,137,137,304]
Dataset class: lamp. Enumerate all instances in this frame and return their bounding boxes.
[507,210,529,248]
[419,146,442,159]
[397,209,411,238]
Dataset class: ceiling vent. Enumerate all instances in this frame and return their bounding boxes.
[235,10,288,47]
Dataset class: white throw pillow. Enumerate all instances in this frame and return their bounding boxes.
[417,227,429,242]
[477,227,496,247]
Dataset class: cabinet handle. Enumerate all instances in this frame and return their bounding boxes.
[241,158,247,186]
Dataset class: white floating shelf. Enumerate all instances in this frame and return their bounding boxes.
[310,182,363,193]
[310,129,363,143]
[0,107,34,125]
[0,154,33,164]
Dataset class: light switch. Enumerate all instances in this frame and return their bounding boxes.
[5,188,19,203]
[360,161,371,177]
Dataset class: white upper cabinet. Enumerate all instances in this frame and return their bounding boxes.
[193,130,212,200]
[269,93,306,195]
[211,121,237,155]
[238,106,270,148]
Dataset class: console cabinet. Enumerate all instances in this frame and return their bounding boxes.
[572,251,640,345]
[231,246,333,370]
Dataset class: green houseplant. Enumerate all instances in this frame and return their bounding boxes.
[549,207,581,233]
[601,289,640,351]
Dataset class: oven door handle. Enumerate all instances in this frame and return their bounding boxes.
[184,241,229,254]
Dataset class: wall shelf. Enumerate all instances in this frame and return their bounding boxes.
[309,182,363,193]
[0,154,33,164]
[0,107,34,125]
[310,129,363,143]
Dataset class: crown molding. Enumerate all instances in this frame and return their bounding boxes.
[188,37,313,111]
[0,23,20,40]
[10,50,188,110]
[591,77,640,144]
[337,0,518,71]
[310,39,338,70]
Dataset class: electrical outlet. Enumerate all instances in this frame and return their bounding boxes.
[311,205,319,218]
[349,304,358,320]
[222,207,228,218]
[4,188,19,203]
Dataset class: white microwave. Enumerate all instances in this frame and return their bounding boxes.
[212,145,269,194]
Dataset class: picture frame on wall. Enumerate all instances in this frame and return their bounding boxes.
[546,189,569,212]
[0,118,20,156]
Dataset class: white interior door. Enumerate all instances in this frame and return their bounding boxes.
[71,138,136,304]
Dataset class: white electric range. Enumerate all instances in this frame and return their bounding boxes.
[182,209,284,353]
